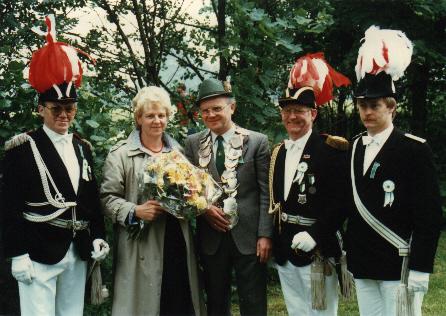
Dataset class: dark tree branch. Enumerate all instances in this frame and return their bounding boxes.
[97,0,144,88]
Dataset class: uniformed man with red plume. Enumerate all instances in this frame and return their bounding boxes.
[2,15,109,316]
[293,27,442,316]
[270,52,351,316]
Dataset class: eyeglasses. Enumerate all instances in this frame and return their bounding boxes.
[44,103,77,117]
[200,104,229,116]
[281,107,311,116]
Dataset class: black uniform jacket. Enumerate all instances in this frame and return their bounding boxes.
[343,128,442,280]
[272,131,349,267]
[2,127,105,264]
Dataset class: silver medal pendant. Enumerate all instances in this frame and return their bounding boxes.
[298,194,307,204]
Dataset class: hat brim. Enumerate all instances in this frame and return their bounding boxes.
[278,87,315,108]
[197,91,232,104]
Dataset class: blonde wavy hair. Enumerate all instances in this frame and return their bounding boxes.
[132,86,173,127]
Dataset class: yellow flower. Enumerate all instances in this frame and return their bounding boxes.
[157,177,165,188]
[169,170,187,185]
[190,195,208,210]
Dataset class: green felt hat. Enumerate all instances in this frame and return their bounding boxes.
[197,78,232,104]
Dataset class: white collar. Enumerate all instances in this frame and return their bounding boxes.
[363,124,394,146]
[211,125,236,144]
[43,124,72,144]
[284,129,312,150]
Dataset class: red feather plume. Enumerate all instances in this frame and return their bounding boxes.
[288,52,351,106]
[28,16,94,93]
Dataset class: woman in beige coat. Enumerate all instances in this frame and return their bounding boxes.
[100,86,206,316]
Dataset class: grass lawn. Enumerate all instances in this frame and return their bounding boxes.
[232,232,446,316]
[86,231,445,315]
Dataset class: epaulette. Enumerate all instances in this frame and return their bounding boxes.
[4,133,31,151]
[352,131,367,140]
[325,135,349,151]
[73,133,93,150]
[405,133,426,143]
[110,140,127,152]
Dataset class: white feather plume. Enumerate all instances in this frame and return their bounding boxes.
[311,58,329,90]
[60,45,81,81]
[355,25,413,81]
[288,57,329,90]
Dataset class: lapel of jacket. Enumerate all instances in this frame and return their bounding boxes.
[200,130,220,183]
[353,136,366,190]
[274,144,286,202]
[33,127,77,199]
[241,132,249,158]
[72,137,85,196]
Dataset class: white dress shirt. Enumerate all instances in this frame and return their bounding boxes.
[284,129,312,201]
[362,124,394,175]
[43,124,80,193]
[211,125,236,160]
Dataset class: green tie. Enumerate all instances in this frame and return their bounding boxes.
[215,135,225,176]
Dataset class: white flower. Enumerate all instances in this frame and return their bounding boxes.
[227,177,238,190]
[223,197,238,214]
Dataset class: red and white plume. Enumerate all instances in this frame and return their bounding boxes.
[28,14,94,93]
[355,25,413,82]
[288,52,351,106]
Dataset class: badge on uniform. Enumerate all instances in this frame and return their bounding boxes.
[382,180,395,207]
[79,145,92,181]
[298,194,307,204]
[307,174,316,194]
[293,161,308,185]
[370,162,380,179]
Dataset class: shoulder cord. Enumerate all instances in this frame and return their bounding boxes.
[268,143,283,232]
[22,135,76,222]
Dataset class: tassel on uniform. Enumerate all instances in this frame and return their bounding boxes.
[311,254,326,310]
[340,251,355,299]
[396,256,414,316]
[396,284,414,316]
[90,261,108,305]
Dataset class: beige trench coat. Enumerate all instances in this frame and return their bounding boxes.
[100,130,206,316]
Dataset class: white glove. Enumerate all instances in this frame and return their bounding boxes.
[408,270,429,293]
[91,239,110,261]
[291,231,317,252]
[11,254,35,285]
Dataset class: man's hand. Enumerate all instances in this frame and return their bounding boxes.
[91,239,110,261]
[408,270,430,293]
[11,254,35,285]
[135,200,164,222]
[291,231,316,252]
[257,237,272,263]
[204,205,230,232]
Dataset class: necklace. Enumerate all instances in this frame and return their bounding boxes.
[197,125,250,229]
[146,143,163,153]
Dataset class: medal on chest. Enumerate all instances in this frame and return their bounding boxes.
[382,180,395,207]
[79,145,92,181]
[198,127,249,228]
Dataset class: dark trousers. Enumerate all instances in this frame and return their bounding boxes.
[201,233,267,316]
[160,215,194,316]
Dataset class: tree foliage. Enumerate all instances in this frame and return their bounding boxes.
[1,1,445,314]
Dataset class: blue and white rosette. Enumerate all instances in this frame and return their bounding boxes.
[382,180,395,207]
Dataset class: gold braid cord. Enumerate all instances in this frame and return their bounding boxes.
[269,143,283,232]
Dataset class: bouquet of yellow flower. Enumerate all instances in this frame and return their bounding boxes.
[128,150,222,240]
